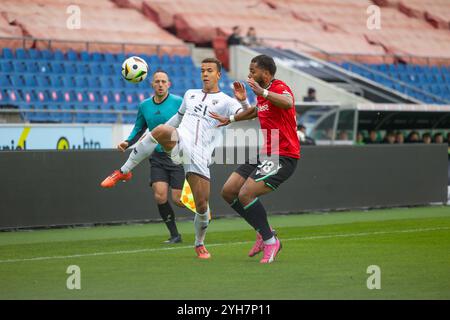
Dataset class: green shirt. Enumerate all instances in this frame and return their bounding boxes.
[126,94,183,152]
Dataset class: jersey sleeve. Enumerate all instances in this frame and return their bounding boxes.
[177,91,189,115]
[126,104,148,146]
[272,82,295,104]
[226,95,244,116]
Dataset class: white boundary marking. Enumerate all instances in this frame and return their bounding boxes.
[0,226,448,264]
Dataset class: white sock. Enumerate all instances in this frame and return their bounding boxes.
[194,207,210,247]
[264,236,276,245]
[120,133,158,174]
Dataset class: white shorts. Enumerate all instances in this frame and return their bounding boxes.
[170,129,211,180]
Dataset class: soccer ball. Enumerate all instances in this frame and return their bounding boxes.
[121,56,148,83]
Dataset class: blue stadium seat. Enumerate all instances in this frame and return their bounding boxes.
[0,76,12,89]
[67,50,78,61]
[24,75,37,87]
[99,76,113,88]
[36,76,50,88]
[16,48,28,60]
[100,64,114,75]
[36,61,52,74]
[21,90,38,103]
[1,48,14,59]
[112,77,125,88]
[74,76,88,88]
[53,50,64,61]
[87,77,101,89]
[80,63,91,74]
[10,75,25,88]
[48,76,63,88]
[28,49,41,60]
[91,52,104,62]
[41,50,54,60]
[1,61,13,72]
[80,51,90,62]
[116,53,126,63]
[0,89,9,104]
[12,61,26,72]
[89,63,102,75]
[64,63,77,75]
[62,75,75,87]
[104,53,115,63]
[26,61,39,73]
[50,62,64,74]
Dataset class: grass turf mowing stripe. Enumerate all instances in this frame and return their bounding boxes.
[1,206,449,246]
[0,226,447,264]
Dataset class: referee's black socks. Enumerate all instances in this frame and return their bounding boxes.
[158,202,179,238]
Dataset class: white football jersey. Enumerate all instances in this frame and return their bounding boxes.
[177,89,242,157]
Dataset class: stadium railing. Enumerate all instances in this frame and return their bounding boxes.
[0,36,192,56]
[0,107,137,124]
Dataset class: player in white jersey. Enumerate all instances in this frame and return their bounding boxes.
[100,58,250,259]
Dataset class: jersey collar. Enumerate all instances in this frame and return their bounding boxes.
[152,93,170,105]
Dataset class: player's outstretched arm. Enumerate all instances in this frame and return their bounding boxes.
[209,106,257,127]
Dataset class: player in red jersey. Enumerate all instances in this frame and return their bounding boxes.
[209,54,300,263]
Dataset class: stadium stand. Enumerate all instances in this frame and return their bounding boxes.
[0,47,248,123]
[0,0,188,55]
[340,62,450,104]
[0,0,449,124]
[119,0,450,64]
[373,0,450,30]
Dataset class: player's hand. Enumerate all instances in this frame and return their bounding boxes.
[208,111,230,127]
[247,78,264,96]
[117,141,129,152]
[233,81,247,101]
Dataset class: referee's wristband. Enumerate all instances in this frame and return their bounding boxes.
[262,89,269,98]
[229,115,236,123]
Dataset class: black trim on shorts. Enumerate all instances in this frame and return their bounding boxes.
[234,156,298,190]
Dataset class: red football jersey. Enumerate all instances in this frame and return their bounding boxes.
[256,79,300,159]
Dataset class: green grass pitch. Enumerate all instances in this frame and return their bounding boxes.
[0,206,449,300]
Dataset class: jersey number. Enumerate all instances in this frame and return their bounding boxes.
[194,104,208,116]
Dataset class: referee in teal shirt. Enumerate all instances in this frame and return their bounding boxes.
[118,71,185,243]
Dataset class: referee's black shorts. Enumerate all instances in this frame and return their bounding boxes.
[148,151,185,190]
[234,155,298,190]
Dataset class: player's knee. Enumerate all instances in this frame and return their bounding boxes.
[153,191,168,204]
[238,188,255,206]
[151,125,165,140]
[195,199,208,214]
[221,184,237,203]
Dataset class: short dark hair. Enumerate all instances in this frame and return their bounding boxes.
[251,54,276,76]
[201,57,222,73]
[153,69,170,80]
[308,87,316,94]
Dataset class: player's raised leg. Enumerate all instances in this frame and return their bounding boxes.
[187,173,211,259]
[238,178,281,264]
[101,124,178,187]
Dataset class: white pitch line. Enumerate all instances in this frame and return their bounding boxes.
[0,226,448,264]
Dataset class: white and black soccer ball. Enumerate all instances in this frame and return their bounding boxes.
[121,56,148,83]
